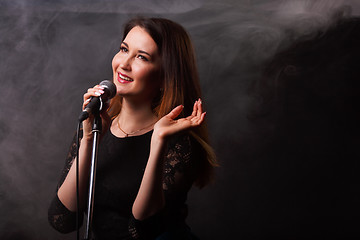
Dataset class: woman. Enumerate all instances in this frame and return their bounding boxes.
[48,17,217,239]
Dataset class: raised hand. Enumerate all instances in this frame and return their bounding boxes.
[82,85,111,141]
[153,99,206,140]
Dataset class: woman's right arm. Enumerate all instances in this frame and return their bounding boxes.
[47,132,93,233]
[48,85,111,232]
[57,137,93,211]
[58,84,109,211]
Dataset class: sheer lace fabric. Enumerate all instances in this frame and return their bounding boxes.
[48,130,200,239]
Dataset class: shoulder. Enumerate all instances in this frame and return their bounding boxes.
[166,133,199,156]
[165,132,203,169]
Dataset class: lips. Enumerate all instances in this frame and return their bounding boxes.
[118,72,133,83]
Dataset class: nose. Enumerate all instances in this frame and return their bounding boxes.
[120,55,132,71]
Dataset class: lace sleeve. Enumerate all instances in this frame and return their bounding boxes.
[128,133,200,239]
[48,132,84,233]
[163,134,198,204]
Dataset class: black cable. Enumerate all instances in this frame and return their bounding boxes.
[76,121,82,240]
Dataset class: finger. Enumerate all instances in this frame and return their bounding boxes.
[82,94,93,110]
[91,85,105,96]
[94,85,105,93]
[196,98,203,118]
[186,100,201,121]
[191,100,198,117]
[166,105,184,120]
[200,112,206,123]
[83,85,105,99]
[83,92,95,110]
[82,86,105,108]
[83,97,91,107]
[195,109,206,123]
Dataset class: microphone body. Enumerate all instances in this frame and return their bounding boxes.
[78,80,116,122]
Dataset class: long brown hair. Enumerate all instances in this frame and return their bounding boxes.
[108,17,217,188]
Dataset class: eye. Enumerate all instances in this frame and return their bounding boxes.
[120,46,128,53]
[137,54,149,61]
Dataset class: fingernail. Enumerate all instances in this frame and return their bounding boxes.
[198,98,202,104]
[85,98,91,103]
[95,91,101,96]
[99,89,105,94]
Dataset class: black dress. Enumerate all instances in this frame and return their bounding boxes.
[48,128,201,239]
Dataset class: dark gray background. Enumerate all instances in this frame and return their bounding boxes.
[1,0,359,239]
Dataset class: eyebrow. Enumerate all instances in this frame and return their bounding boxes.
[122,41,152,57]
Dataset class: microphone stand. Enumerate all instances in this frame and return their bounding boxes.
[83,113,102,240]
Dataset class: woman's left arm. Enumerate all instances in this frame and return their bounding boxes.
[132,100,205,220]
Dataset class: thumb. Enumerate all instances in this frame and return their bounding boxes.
[166,105,184,120]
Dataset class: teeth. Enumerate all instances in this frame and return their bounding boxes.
[119,73,133,82]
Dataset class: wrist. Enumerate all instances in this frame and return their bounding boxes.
[80,135,93,145]
[150,132,167,150]
[152,129,168,142]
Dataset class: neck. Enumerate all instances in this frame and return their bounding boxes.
[116,98,158,134]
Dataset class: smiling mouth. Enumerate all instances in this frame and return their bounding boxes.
[119,72,133,82]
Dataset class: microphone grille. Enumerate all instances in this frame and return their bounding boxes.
[99,80,116,99]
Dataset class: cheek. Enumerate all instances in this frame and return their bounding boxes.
[112,54,120,71]
[133,63,153,79]
[138,61,160,78]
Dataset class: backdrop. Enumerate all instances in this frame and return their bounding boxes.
[1,0,359,239]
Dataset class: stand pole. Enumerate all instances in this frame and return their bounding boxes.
[83,114,102,240]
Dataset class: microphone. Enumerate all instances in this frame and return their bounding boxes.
[78,80,116,122]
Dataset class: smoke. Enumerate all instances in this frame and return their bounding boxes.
[1,0,204,14]
[0,0,359,239]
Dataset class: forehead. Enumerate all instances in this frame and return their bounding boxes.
[124,26,158,54]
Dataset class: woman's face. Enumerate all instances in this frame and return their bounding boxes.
[112,26,161,103]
